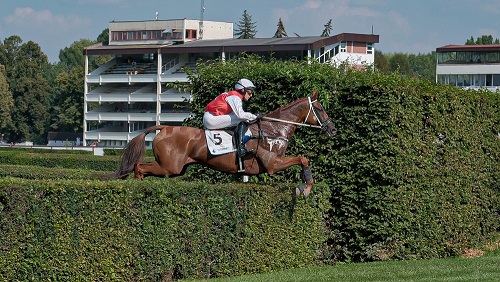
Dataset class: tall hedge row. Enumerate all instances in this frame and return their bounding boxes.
[0,177,330,281]
[183,56,499,261]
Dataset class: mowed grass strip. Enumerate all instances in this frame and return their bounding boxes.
[181,249,499,282]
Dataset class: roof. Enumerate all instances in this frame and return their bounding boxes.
[436,44,500,52]
[84,33,380,56]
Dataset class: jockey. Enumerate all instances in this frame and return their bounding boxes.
[203,78,258,157]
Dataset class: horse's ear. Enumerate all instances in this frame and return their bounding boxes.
[311,91,318,100]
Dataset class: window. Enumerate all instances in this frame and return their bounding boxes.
[457,74,471,86]
[449,75,457,86]
[485,52,500,63]
[366,43,373,54]
[486,74,493,86]
[185,29,197,39]
[493,74,500,86]
[340,41,347,52]
[473,74,486,86]
[437,75,447,84]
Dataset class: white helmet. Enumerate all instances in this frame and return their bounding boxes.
[235,78,255,92]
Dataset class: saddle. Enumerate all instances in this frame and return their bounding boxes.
[204,128,237,155]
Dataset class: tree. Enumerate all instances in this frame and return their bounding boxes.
[0,36,51,143]
[465,35,500,45]
[388,53,411,76]
[0,64,14,132]
[234,10,257,39]
[50,66,85,132]
[58,39,95,72]
[273,18,288,38]
[374,50,389,74]
[321,19,333,37]
[97,28,109,45]
[408,52,436,81]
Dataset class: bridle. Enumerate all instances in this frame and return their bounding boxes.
[262,96,334,133]
[250,96,334,160]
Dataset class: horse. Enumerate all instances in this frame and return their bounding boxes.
[115,90,336,197]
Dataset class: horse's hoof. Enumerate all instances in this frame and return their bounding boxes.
[296,183,306,196]
[303,183,313,198]
[303,189,311,198]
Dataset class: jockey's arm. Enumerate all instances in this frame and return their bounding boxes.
[226,96,257,121]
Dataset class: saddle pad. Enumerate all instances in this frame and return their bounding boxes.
[205,129,236,155]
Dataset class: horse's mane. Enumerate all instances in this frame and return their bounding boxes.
[265,97,307,118]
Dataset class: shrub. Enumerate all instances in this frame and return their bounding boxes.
[0,177,331,281]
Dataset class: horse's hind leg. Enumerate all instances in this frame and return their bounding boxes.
[134,161,171,179]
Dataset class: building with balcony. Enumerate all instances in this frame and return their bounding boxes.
[436,44,500,91]
[84,18,379,147]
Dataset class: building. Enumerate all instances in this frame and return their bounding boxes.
[436,44,500,90]
[84,19,379,147]
[47,132,83,146]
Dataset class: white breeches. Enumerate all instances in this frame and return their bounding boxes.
[203,112,244,129]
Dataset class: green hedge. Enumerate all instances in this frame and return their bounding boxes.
[183,56,499,261]
[0,151,117,171]
[0,177,331,281]
[0,147,93,155]
[0,165,109,180]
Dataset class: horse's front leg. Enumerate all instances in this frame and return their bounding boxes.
[264,155,314,197]
[297,166,314,198]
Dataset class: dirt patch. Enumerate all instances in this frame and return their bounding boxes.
[460,240,500,258]
[460,248,484,258]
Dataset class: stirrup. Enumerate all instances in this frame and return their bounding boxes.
[238,148,256,157]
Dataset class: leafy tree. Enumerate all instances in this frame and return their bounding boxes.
[58,39,95,72]
[234,10,257,39]
[465,35,500,45]
[0,64,14,132]
[374,50,389,74]
[0,36,24,78]
[0,36,51,143]
[321,19,333,37]
[49,66,84,132]
[97,28,109,45]
[380,51,436,81]
[408,52,436,81]
[388,53,411,76]
[273,18,288,38]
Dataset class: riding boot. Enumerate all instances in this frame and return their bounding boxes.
[237,122,256,157]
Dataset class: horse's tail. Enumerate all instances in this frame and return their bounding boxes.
[115,125,166,179]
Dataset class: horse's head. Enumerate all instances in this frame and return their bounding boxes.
[305,91,337,137]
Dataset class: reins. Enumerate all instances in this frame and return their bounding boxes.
[261,116,322,129]
[250,96,333,153]
[261,97,325,130]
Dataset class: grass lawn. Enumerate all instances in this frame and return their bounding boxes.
[181,249,499,282]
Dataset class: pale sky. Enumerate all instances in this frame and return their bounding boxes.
[1,0,499,63]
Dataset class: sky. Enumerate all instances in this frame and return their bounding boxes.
[1,0,499,63]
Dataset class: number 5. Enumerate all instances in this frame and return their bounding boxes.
[213,133,222,145]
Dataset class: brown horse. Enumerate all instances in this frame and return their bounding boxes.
[115,91,336,197]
